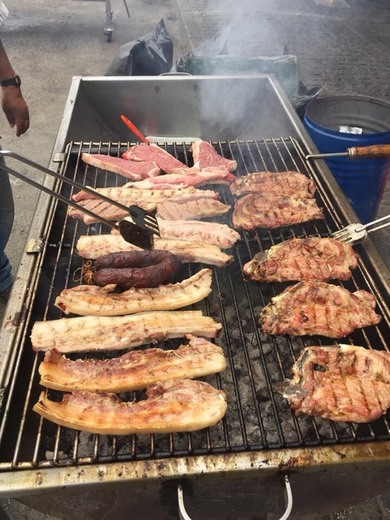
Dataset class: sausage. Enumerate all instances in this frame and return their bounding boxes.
[84,250,181,289]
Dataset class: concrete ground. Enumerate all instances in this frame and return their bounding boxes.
[0,0,389,518]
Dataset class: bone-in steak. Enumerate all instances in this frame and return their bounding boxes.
[260,281,381,338]
[122,143,188,174]
[244,237,358,282]
[283,345,390,422]
[81,153,161,180]
[191,140,237,172]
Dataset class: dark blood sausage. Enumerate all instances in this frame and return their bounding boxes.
[87,250,181,289]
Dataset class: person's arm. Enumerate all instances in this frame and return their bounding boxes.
[0,37,29,136]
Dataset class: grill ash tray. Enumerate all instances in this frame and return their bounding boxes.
[1,137,389,471]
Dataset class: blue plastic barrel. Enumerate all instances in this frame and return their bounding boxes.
[303,95,390,223]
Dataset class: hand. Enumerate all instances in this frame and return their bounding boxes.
[1,86,30,136]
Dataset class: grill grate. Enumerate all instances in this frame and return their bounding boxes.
[0,137,389,471]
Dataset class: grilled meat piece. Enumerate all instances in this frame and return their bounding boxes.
[191,140,237,173]
[260,281,381,338]
[232,194,324,230]
[81,153,161,180]
[76,235,233,268]
[122,143,188,174]
[124,169,236,189]
[69,187,219,224]
[55,269,213,316]
[230,171,316,198]
[33,379,227,435]
[156,198,230,220]
[31,310,222,353]
[284,345,390,423]
[85,250,181,289]
[39,335,226,392]
[244,238,358,282]
[157,218,240,249]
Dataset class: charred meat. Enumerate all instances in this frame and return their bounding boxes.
[260,281,381,338]
[230,171,316,198]
[244,238,358,282]
[284,345,390,423]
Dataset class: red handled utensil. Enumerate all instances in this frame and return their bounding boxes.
[120,114,150,144]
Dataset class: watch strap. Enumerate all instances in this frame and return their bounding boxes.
[0,75,21,87]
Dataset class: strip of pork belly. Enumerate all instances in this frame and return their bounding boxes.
[157,218,240,249]
[31,310,222,353]
[33,379,227,435]
[39,335,226,392]
[284,345,390,422]
[156,198,230,220]
[191,140,237,173]
[123,169,236,189]
[122,143,189,174]
[69,187,220,224]
[243,237,358,282]
[260,281,381,338]
[81,153,161,180]
[76,235,233,267]
[55,268,212,316]
[230,171,316,198]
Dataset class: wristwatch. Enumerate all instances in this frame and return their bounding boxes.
[0,75,21,87]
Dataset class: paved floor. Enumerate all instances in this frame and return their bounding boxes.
[0,0,389,518]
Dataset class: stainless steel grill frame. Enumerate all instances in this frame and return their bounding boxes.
[0,76,389,516]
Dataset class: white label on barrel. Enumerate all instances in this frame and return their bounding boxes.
[339,125,363,134]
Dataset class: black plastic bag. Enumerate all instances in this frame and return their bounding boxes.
[106,19,173,76]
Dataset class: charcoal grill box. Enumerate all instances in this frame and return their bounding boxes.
[0,75,390,519]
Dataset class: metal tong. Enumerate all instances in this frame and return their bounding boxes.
[331,213,390,244]
[306,144,390,160]
[0,150,160,250]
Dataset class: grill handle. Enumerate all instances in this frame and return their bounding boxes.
[177,475,293,519]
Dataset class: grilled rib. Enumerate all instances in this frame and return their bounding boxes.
[260,281,381,338]
[31,310,222,353]
[284,345,390,423]
[243,237,358,282]
[33,379,227,435]
[39,335,227,392]
[55,269,213,316]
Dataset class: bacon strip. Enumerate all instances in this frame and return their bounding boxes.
[55,269,213,316]
[34,379,227,435]
[39,335,226,392]
[31,310,222,353]
[76,235,233,268]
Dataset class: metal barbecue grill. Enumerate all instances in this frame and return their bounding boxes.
[0,75,390,519]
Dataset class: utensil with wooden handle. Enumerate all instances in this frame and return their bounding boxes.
[306,144,390,160]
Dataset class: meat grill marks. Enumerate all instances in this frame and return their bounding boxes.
[31,310,222,353]
[231,171,323,230]
[156,198,230,220]
[33,379,228,435]
[244,238,358,283]
[55,268,213,316]
[260,281,381,338]
[81,153,161,181]
[39,335,227,392]
[76,235,233,268]
[232,194,324,230]
[69,187,220,224]
[284,345,390,423]
[230,171,316,198]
